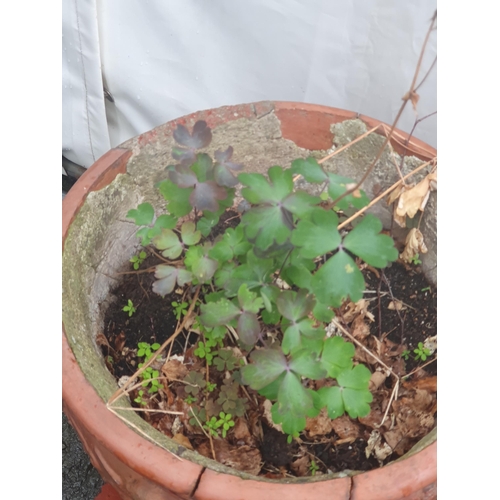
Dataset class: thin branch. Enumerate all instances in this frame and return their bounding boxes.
[189,407,216,460]
[377,379,400,428]
[326,11,437,210]
[414,56,437,93]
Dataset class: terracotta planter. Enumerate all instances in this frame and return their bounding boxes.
[63,101,437,500]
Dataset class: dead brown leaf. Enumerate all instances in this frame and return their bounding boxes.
[343,299,375,323]
[305,409,333,437]
[233,418,255,446]
[161,359,188,381]
[396,172,437,219]
[290,454,311,477]
[358,408,386,430]
[387,300,406,311]
[331,415,361,440]
[198,440,262,475]
[352,315,371,339]
[401,389,434,413]
[172,433,193,450]
[402,376,437,392]
[114,332,126,353]
[383,429,408,456]
[369,371,388,391]
[400,228,428,264]
[365,430,392,461]
[402,90,420,112]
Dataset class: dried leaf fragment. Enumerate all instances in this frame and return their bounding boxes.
[369,371,388,391]
[366,430,388,459]
[305,408,333,437]
[396,172,437,219]
[400,228,428,264]
[388,300,406,311]
[402,90,420,112]
[331,415,361,440]
[172,433,193,450]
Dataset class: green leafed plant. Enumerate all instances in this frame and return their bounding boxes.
[126,120,401,442]
[413,342,431,362]
[123,299,136,317]
[130,251,147,270]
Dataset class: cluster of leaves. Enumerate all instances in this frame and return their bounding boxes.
[136,342,163,394]
[130,250,147,270]
[402,342,431,362]
[204,412,235,438]
[127,121,400,441]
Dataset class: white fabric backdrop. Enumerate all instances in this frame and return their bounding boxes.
[62,0,437,169]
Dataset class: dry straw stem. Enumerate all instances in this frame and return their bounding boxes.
[402,356,437,379]
[189,407,216,460]
[108,285,201,405]
[325,10,437,211]
[377,378,400,428]
[109,406,184,416]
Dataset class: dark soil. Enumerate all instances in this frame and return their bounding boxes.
[364,262,437,376]
[100,212,437,478]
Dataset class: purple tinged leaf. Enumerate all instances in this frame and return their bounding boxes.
[173,124,193,147]
[189,181,227,212]
[191,120,213,148]
[152,265,178,297]
[173,121,212,149]
[276,289,315,321]
[214,146,234,163]
[237,311,260,346]
[152,265,193,297]
[241,349,288,390]
[214,147,244,188]
[172,147,196,164]
[168,164,197,188]
[214,164,239,187]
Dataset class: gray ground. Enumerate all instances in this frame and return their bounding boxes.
[62,412,104,500]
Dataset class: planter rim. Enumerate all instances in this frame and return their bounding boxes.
[63,101,436,499]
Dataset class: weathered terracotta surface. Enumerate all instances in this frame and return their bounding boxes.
[63,102,436,500]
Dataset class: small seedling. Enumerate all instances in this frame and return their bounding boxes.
[140,366,164,394]
[204,412,235,438]
[401,349,411,361]
[413,342,431,362]
[123,299,136,317]
[130,251,147,270]
[194,341,216,365]
[206,382,217,393]
[421,286,430,292]
[309,460,320,476]
[172,300,189,321]
[137,341,161,361]
[204,416,221,437]
[134,390,148,406]
[185,395,197,404]
[410,253,422,265]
